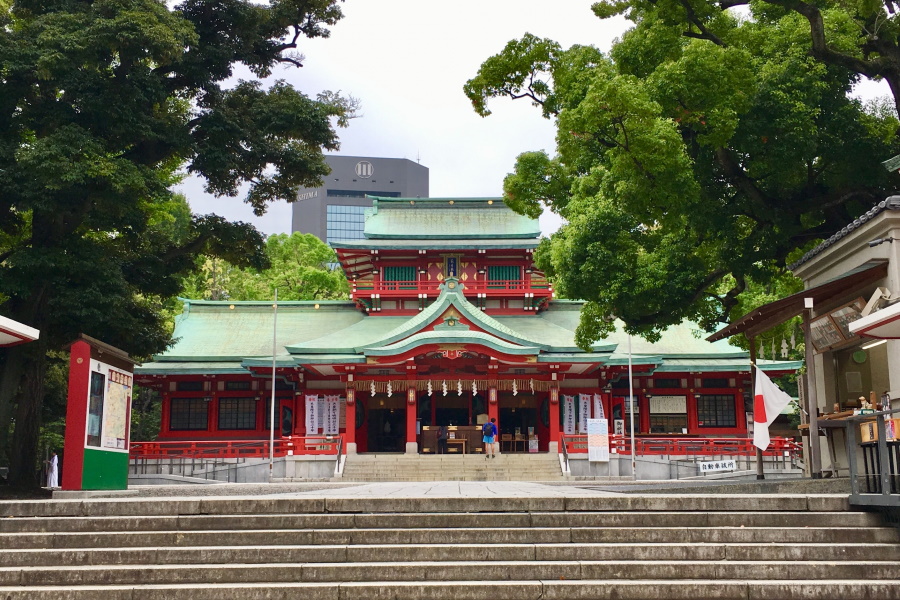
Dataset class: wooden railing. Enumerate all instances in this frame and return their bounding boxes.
[561,434,801,460]
[351,279,552,298]
[130,435,343,459]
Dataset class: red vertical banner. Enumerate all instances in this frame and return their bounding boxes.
[294,392,305,435]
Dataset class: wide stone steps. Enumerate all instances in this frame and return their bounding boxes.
[0,510,884,531]
[3,580,900,600]
[341,453,564,481]
[3,526,898,548]
[2,560,900,586]
[1,494,898,599]
[2,542,899,566]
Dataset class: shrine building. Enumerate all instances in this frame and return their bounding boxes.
[135,197,800,456]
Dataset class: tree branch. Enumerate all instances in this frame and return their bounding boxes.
[680,0,728,47]
[714,147,774,215]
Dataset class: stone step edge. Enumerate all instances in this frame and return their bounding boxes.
[4,526,890,538]
[1,579,899,600]
[0,496,853,518]
[6,559,899,571]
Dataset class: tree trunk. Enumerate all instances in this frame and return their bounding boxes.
[0,347,25,466]
[7,338,49,488]
[4,272,53,489]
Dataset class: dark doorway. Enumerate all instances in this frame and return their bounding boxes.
[367,407,406,452]
[499,407,537,437]
[281,405,293,437]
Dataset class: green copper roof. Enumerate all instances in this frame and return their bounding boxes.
[137,361,249,375]
[137,293,799,376]
[359,197,540,240]
[331,238,540,250]
[153,300,363,362]
[496,316,616,353]
[365,330,540,356]
[284,316,409,354]
[652,358,804,373]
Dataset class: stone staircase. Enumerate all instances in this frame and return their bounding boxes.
[1,492,899,598]
[340,452,564,481]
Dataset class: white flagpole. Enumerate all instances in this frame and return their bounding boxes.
[269,288,278,480]
[628,334,636,480]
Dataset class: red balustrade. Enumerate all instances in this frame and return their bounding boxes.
[562,434,801,459]
[130,435,342,460]
[351,279,552,299]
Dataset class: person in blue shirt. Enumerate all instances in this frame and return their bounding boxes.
[482,418,498,459]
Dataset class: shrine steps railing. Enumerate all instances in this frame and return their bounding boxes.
[130,435,342,460]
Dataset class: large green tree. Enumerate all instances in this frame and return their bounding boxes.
[592,0,900,120]
[0,0,353,486]
[182,232,350,301]
[465,7,900,348]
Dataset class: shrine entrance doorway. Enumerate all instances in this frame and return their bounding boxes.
[365,394,406,453]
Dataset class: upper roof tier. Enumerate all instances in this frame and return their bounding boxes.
[331,197,540,248]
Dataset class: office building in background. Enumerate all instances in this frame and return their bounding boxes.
[292,156,429,244]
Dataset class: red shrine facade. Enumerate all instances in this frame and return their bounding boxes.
[136,198,800,455]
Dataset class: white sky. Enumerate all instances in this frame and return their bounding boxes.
[180,0,629,237]
[180,1,892,238]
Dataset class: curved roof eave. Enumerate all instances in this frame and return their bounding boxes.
[364,330,540,357]
[363,279,552,352]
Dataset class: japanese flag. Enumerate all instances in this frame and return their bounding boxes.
[753,369,793,451]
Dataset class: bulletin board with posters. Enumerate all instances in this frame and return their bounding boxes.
[809,298,865,353]
[63,335,138,491]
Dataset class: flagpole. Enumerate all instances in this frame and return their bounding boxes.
[750,336,764,480]
[269,288,278,480]
[628,334,636,480]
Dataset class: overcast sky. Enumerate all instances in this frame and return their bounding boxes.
[180,0,629,237]
[180,1,891,238]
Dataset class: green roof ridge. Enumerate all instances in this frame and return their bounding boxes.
[365,330,540,356]
[369,278,550,351]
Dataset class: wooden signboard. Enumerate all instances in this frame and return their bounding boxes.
[809,298,865,353]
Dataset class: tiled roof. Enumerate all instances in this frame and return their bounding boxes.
[360,197,540,240]
[138,296,797,375]
[789,196,900,270]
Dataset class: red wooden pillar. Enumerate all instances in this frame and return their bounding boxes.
[160,391,171,437]
[549,384,560,452]
[294,391,306,435]
[406,383,417,454]
[488,385,499,430]
[345,386,356,453]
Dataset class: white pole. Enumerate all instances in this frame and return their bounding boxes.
[269,288,278,480]
[628,334,636,480]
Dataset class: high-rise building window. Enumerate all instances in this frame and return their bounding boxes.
[326,204,368,244]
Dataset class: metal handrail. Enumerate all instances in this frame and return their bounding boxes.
[333,435,344,477]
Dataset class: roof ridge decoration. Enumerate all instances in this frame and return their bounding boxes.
[790,196,900,270]
[363,277,549,351]
[285,277,551,355]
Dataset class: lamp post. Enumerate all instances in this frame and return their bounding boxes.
[269,289,278,480]
[628,334,636,480]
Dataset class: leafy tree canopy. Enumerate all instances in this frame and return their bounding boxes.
[182,232,350,302]
[0,0,353,486]
[591,0,900,120]
[465,7,900,349]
